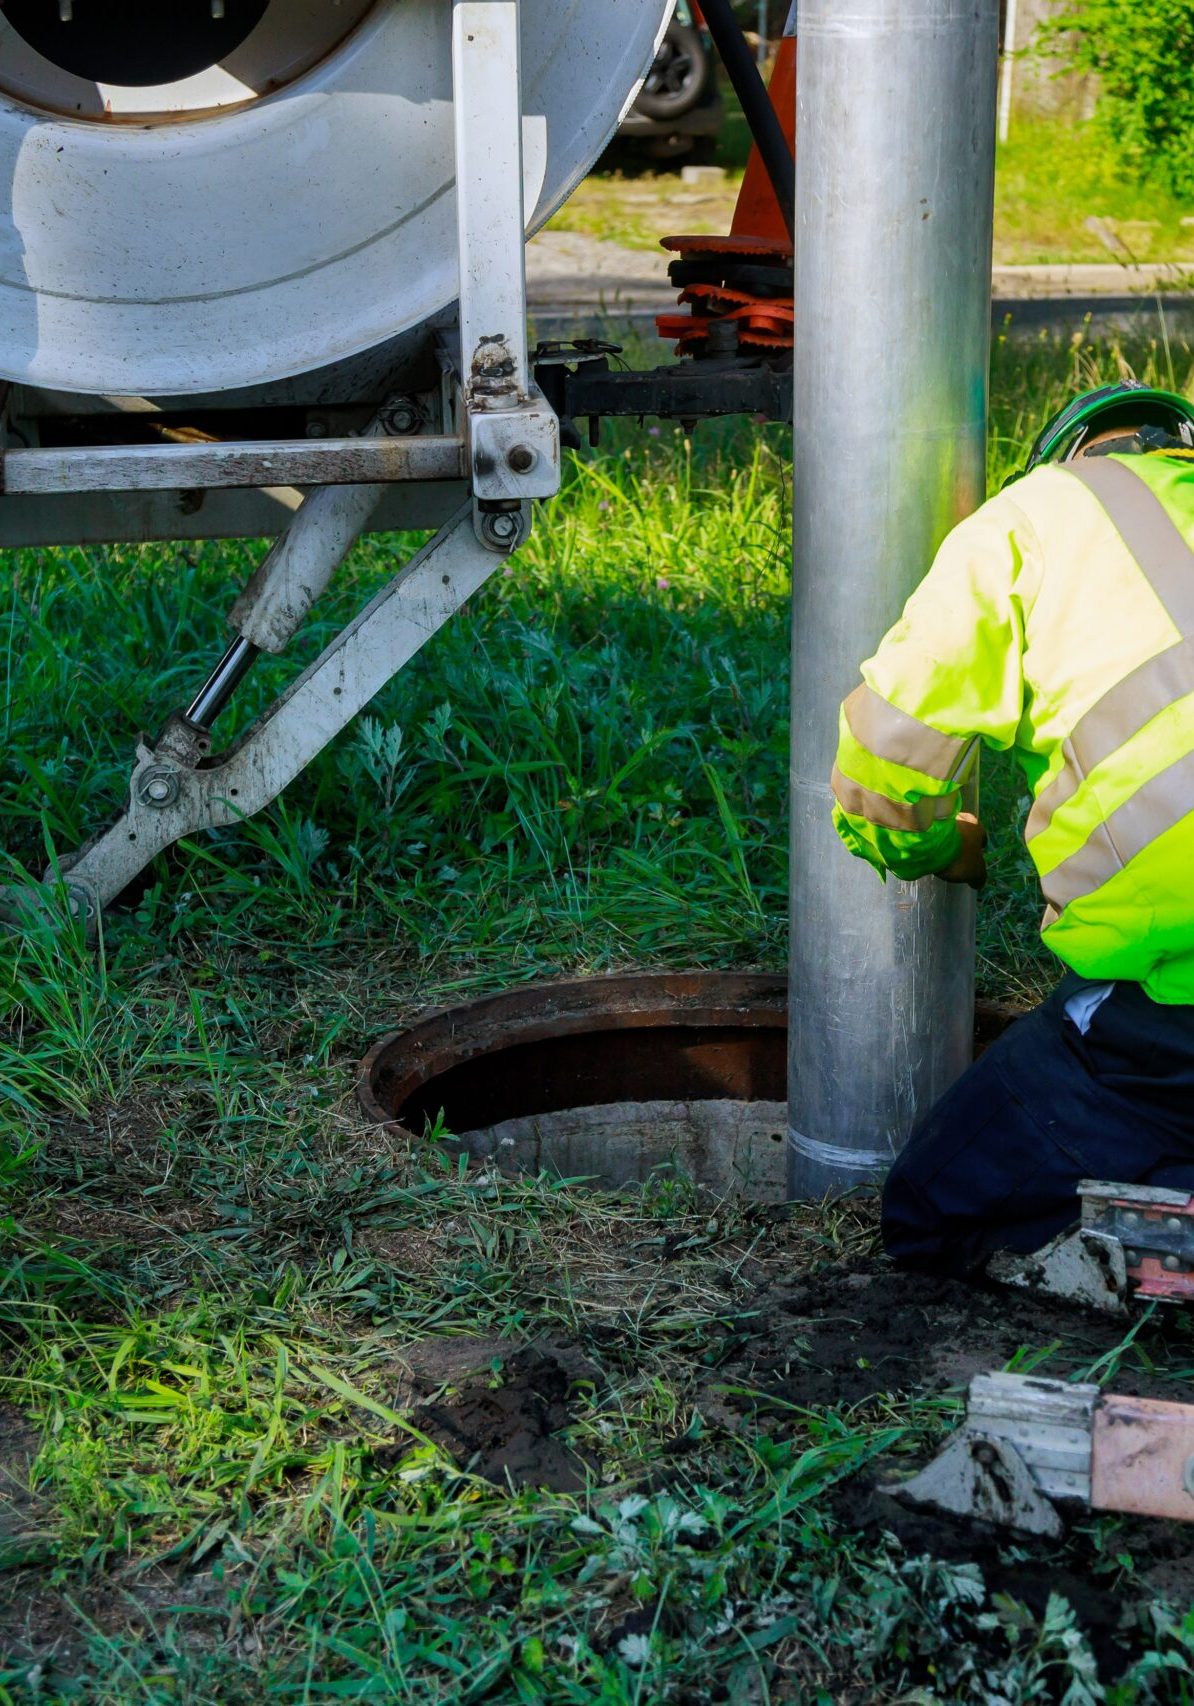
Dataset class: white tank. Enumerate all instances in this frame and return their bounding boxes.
[0,0,671,397]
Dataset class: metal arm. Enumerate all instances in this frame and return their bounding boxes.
[56,504,509,923]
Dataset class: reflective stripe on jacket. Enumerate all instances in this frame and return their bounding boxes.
[831,452,1194,1004]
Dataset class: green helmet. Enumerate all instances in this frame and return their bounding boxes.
[1022,381,1194,476]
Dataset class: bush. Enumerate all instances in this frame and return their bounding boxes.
[1041,0,1194,198]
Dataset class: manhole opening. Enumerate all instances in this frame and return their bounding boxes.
[360,974,1018,1205]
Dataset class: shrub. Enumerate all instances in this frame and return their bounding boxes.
[1041,0,1194,198]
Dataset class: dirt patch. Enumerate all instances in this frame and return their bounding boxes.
[0,1404,63,1669]
[0,1403,51,1573]
[0,1562,229,1676]
[711,1260,1186,1412]
[376,1338,597,1492]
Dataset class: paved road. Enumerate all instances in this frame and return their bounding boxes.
[527,231,1194,337]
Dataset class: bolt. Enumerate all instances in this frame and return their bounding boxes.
[970,1442,998,1467]
[379,400,420,437]
[507,445,536,475]
[305,418,330,439]
[480,509,522,551]
[1124,1248,1141,1268]
[65,883,94,925]
[1167,1217,1185,1232]
[137,768,179,809]
[1164,1255,1183,1272]
[1121,1211,1139,1226]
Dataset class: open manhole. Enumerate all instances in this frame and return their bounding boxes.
[359,973,1018,1203]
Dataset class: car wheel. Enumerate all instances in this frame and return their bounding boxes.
[634,22,710,121]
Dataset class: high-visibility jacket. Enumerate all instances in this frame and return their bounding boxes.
[831,452,1194,1005]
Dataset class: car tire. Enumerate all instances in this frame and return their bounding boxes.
[634,22,710,121]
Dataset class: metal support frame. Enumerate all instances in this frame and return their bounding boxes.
[3,0,560,925]
[451,0,559,517]
[890,1371,1194,1533]
[1,435,466,496]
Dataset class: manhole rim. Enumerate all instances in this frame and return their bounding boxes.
[357,969,788,1134]
[357,969,1021,1139]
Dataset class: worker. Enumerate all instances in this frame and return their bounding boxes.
[830,381,1194,1276]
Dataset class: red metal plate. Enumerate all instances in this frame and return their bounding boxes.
[1091,1394,1194,1521]
[660,233,794,260]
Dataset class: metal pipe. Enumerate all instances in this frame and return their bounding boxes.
[186,636,259,729]
[788,0,998,1199]
[699,0,795,241]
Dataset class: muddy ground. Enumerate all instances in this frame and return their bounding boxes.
[4,1247,1193,1687]
[357,1257,1194,1686]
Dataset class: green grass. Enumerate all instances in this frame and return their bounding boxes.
[549,111,1194,269]
[994,117,1194,268]
[3,324,1194,1700]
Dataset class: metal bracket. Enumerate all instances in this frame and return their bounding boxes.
[467,391,559,503]
[990,1226,1130,1315]
[886,1428,1065,1538]
[50,502,512,924]
[890,1370,1194,1534]
[1081,1180,1194,1301]
[451,0,560,527]
[884,1373,1097,1538]
[989,1180,1194,1314]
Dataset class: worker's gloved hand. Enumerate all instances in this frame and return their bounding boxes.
[935,812,988,890]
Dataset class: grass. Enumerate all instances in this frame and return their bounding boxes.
[994,118,1194,268]
[3,322,1194,1699]
[547,111,1194,270]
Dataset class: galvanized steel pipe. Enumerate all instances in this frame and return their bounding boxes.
[788,0,998,1199]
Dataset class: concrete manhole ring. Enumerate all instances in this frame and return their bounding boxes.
[358,972,1019,1203]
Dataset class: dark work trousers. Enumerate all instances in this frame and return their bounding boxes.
[882,974,1194,1276]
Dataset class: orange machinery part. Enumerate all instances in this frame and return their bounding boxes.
[656,29,795,352]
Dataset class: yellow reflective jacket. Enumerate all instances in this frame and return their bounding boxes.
[831,452,1194,1004]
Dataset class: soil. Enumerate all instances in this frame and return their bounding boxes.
[710,1259,1190,1412]
[376,1337,598,1492]
[828,1475,1194,1682]
[0,1403,48,1571]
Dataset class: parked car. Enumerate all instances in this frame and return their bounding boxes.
[617,2,723,162]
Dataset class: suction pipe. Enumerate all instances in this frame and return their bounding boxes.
[788,0,999,1199]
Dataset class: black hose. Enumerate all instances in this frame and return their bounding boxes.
[698,0,795,242]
